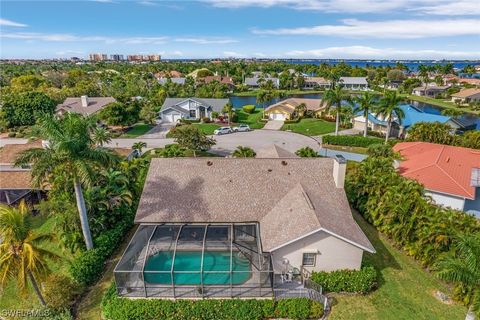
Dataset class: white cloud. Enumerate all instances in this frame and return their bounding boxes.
[254,52,267,57]
[0,18,28,27]
[1,32,168,44]
[223,51,245,57]
[252,19,480,39]
[285,45,479,59]
[138,1,157,6]
[174,37,238,44]
[411,1,480,16]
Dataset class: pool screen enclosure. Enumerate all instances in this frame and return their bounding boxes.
[114,223,274,298]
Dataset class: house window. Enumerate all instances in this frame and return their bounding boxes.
[189,109,196,118]
[302,252,316,266]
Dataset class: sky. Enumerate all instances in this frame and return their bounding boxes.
[1,0,479,60]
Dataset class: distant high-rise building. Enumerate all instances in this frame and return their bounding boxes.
[127,54,161,62]
[89,53,107,61]
[110,54,124,61]
[127,54,143,62]
[146,54,161,61]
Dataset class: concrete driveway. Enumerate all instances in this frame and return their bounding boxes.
[263,120,284,130]
[139,122,174,139]
[108,129,319,156]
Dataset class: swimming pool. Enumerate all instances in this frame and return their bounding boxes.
[143,251,251,285]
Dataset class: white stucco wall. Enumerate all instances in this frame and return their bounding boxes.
[270,230,364,273]
[426,190,465,211]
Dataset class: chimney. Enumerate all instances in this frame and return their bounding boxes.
[333,155,347,188]
[81,95,89,107]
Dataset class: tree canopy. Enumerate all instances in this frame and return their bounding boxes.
[1,91,56,127]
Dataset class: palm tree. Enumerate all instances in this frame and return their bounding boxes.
[326,70,341,89]
[132,141,147,156]
[354,91,377,137]
[294,103,307,119]
[435,234,480,320]
[322,84,350,136]
[224,102,234,125]
[14,113,119,250]
[0,201,60,306]
[295,146,318,157]
[375,90,405,143]
[232,146,256,158]
[257,91,267,119]
[92,126,112,147]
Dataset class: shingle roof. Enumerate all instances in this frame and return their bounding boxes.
[255,145,300,159]
[157,77,186,85]
[340,77,368,85]
[245,77,279,86]
[451,88,480,98]
[0,171,34,189]
[265,98,327,114]
[393,142,480,199]
[56,97,116,115]
[135,158,375,253]
[0,141,42,164]
[160,98,229,113]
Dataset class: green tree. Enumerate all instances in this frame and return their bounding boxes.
[171,125,216,157]
[139,103,158,125]
[461,131,480,149]
[232,146,256,158]
[1,91,56,127]
[132,141,147,156]
[99,101,140,127]
[14,114,119,250]
[435,234,480,320]
[295,146,318,157]
[0,201,60,306]
[407,122,455,145]
[354,91,377,137]
[294,103,307,119]
[92,126,112,147]
[322,85,351,136]
[375,90,405,142]
[223,102,234,125]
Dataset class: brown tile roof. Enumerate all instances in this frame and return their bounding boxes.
[255,145,299,159]
[135,158,374,252]
[0,171,33,189]
[451,88,480,98]
[0,141,42,164]
[265,98,327,114]
[56,97,116,115]
[202,76,235,86]
[304,77,330,84]
[111,148,134,158]
[458,78,480,85]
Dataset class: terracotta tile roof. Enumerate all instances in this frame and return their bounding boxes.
[255,145,299,159]
[393,142,480,199]
[0,141,42,164]
[135,158,375,253]
[451,88,480,98]
[265,98,327,114]
[458,78,480,85]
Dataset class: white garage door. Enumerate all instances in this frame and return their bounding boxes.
[164,113,182,123]
[269,113,286,121]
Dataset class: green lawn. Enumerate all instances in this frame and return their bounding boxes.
[236,109,266,129]
[401,94,479,115]
[120,124,154,138]
[323,144,369,154]
[329,212,467,320]
[281,118,336,136]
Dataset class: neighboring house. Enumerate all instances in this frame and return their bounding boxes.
[114,155,375,299]
[387,80,404,89]
[56,96,116,115]
[0,141,47,206]
[245,77,280,88]
[302,77,331,89]
[160,97,229,123]
[393,142,480,217]
[201,76,236,90]
[154,70,183,78]
[412,85,449,97]
[157,77,186,85]
[458,78,480,86]
[352,104,466,137]
[264,98,327,121]
[340,77,368,90]
[451,88,480,104]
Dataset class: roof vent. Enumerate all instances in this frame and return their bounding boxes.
[206,161,213,166]
[267,168,272,172]
[281,160,288,166]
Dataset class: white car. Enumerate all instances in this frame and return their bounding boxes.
[233,124,251,132]
[214,127,233,135]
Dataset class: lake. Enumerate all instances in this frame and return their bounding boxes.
[230,93,480,129]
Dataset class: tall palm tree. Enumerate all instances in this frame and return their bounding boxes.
[92,126,112,147]
[132,141,147,156]
[435,234,480,320]
[232,146,256,158]
[322,84,350,136]
[326,70,341,89]
[294,103,307,119]
[354,91,377,137]
[14,113,119,250]
[375,90,405,143]
[0,201,60,306]
[257,91,268,119]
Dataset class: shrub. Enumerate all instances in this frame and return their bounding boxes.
[156,144,186,157]
[242,104,256,114]
[323,135,384,148]
[43,274,81,310]
[179,118,201,124]
[311,265,378,294]
[295,146,319,157]
[70,248,105,286]
[7,132,16,137]
[101,284,323,320]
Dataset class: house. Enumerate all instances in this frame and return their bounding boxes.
[352,104,465,137]
[255,144,300,159]
[302,77,331,90]
[264,98,327,121]
[245,77,280,88]
[114,155,375,299]
[393,142,480,217]
[458,78,480,86]
[160,97,229,123]
[157,77,186,85]
[412,86,449,97]
[200,76,235,90]
[451,88,480,104]
[340,77,368,90]
[154,70,183,78]
[56,96,116,115]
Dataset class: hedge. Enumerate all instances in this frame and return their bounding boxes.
[242,104,256,114]
[101,285,323,320]
[322,135,384,148]
[311,265,378,294]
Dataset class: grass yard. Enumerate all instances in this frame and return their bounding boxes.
[328,211,467,320]
[120,123,154,138]
[322,144,369,154]
[401,94,479,115]
[236,109,266,129]
[281,118,336,136]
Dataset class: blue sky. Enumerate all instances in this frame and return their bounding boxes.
[1,0,479,59]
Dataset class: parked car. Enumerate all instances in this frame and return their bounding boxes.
[233,124,251,132]
[214,127,233,135]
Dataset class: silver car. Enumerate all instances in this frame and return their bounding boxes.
[214,127,233,135]
[233,124,251,132]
